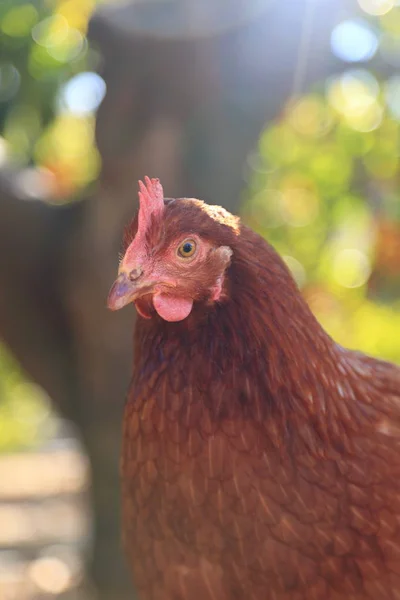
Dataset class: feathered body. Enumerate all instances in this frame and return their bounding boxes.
[109,178,400,600]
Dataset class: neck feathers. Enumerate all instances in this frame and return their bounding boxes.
[133,227,386,454]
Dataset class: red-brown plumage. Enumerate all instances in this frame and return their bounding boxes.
[109,179,400,599]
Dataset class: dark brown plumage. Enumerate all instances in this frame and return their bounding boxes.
[108,178,400,600]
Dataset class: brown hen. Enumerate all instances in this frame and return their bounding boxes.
[108,177,400,600]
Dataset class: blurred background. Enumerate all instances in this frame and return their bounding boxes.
[0,0,399,599]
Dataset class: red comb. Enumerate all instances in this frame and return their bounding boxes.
[137,176,164,232]
[121,177,164,266]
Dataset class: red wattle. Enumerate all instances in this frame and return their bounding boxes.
[153,294,193,322]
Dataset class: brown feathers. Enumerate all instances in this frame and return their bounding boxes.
[115,186,400,600]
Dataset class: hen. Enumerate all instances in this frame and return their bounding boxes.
[108,177,400,600]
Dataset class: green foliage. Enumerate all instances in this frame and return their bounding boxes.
[0,345,54,453]
[244,81,400,364]
[0,0,100,452]
[0,0,100,200]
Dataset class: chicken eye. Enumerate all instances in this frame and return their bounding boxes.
[178,239,196,258]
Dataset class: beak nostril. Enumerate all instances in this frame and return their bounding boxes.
[129,267,143,281]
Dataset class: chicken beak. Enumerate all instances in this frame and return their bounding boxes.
[107,269,152,311]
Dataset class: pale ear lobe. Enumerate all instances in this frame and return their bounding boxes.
[209,246,233,302]
[216,246,233,267]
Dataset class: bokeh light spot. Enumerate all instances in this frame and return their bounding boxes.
[47,28,86,63]
[333,249,371,288]
[13,168,57,201]
[328,70,379,113]
[32,15,69,48]
[346,102,383,132]
[2,5,38,38]
[29,557,72,594]
[58,0,96,32]
[57,72,106,115]
[358,0,395,16]
[327,70,382,131]
[34,113,101,198]
[331,19,378,62]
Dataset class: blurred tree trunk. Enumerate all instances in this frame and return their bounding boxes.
[0,1,345,598]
